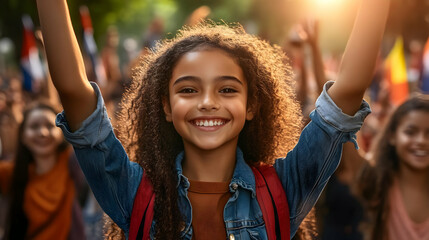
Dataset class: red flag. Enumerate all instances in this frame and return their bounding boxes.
[79,6,106,86]
[20,15,44,92]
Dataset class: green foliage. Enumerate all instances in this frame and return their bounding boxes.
[0,0,254,62]
[1,0,428,65]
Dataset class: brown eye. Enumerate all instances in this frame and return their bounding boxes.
[178,88,197,94]
[404,128,416,136]
[220,88,237,93]
[29,124,40,130]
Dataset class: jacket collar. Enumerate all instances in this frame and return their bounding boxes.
[174,147,256,196]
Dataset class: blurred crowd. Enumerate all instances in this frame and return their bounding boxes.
[0,6,428,240]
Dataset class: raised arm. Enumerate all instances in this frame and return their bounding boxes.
[34,29,62,110]
[301,19,327,95]
[36,0,96,131]
[328,0,390,115]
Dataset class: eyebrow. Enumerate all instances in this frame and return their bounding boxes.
[172,75,244,86]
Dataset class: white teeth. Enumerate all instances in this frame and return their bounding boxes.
[194,119,225,127]
[414,150,428,157]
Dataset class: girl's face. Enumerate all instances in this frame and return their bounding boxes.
[391,110,429,171]
[22,109,63,158]
[164,48,254,152]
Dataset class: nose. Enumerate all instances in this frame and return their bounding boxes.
[198,91,220,111]
[38,126,50,137]
[414,132,429,146]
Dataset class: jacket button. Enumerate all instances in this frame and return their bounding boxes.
[231,183,238,190]
[229,233,235,240]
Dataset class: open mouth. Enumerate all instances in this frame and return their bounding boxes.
[412,149,428,157]
[190,119,230,127]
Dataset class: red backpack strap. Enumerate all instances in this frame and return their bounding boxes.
[129,172,155,240]
[252,164,290,240]
[252,166,277,240]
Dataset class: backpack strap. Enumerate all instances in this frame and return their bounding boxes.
[252,164,290,240]
[129,172,155,240]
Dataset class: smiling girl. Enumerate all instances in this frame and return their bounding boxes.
[0,103,85,239]
[35,0,389,239]
[357,95,429,240]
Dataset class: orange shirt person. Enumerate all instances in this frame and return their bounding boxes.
[0,103,85,239]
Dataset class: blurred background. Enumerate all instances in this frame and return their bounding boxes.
[1,0,428,69]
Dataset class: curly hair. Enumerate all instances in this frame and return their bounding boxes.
[356,95,429,240]
[107,21,302,239]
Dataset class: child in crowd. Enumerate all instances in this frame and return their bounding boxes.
[35,0,389,239]
[0,103,86,239]
[357,95,429,240]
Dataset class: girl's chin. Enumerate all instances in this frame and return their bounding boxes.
[186,139,238,152]
[31,147,57,157]
[193,143,225,151]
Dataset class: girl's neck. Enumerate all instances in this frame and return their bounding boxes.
[397,163,429,224]
[182,142,237,182]
[397,164,429,192]
[33,153,58,175]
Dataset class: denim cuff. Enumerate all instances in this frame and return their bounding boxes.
[315,81,371,133]
[56,82,113,148]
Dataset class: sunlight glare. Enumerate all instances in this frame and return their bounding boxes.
[315,0,342,6]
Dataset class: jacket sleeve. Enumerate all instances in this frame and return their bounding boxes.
[56,82,142,235]
[273,81,371,238]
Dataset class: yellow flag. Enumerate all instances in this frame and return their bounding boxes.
[385,37,409,105]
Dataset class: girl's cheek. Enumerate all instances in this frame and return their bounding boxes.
[54,130,64,142]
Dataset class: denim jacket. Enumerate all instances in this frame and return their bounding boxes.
[56,81,370,240]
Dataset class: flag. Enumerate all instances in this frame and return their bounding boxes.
[422,37,429,93]
[385,37,409,105]
[20,15,44,92]
[79,6,106,86]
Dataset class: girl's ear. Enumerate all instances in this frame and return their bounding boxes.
[246,107,255,121]
[162,97,172,122]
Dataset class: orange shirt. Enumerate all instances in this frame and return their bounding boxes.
[0,160,14,193]
[188,180,232,240]
[0,149,75,239]
[387,179,429,240]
